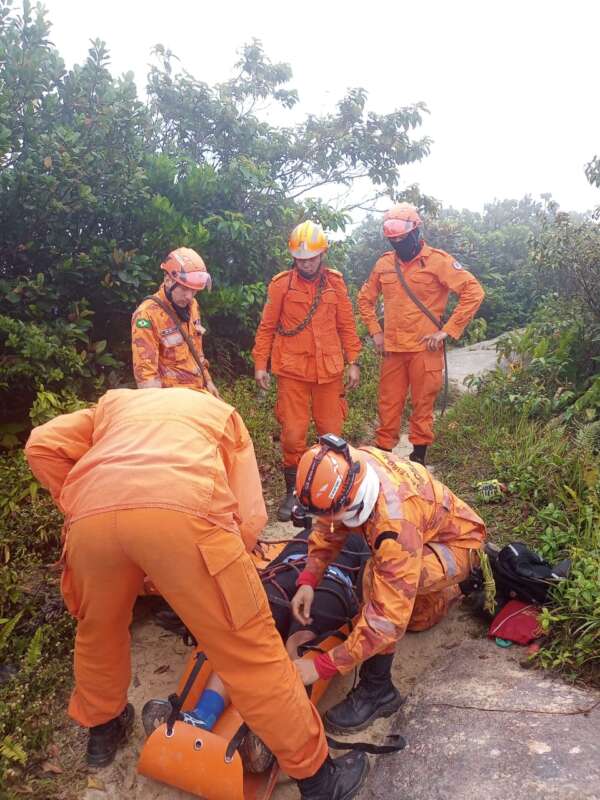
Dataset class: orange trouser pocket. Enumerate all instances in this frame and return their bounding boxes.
[197,534,264,630]
[422,349,444,394]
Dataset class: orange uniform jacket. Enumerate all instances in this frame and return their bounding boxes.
[131,286,212,389]
[357,245,484,352]
[299,448,486,672]
[252,268,361,384]
[24,388,267,552]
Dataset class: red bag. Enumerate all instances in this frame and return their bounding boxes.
[488,599,543,645]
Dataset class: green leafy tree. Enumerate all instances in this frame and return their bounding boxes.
[0,4,431,421]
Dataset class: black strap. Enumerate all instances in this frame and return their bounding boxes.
[297,629,348,657]
[392,259,449,415]
[225,722,250,763]
[143,294,209,387]
[166,650,207,734]
[374,531,398,550]
[267,593,351,626]
[326,734,406,755]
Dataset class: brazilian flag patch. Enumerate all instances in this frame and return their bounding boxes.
[136,318,152,329]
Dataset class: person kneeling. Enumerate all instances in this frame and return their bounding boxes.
[290,434,486,734]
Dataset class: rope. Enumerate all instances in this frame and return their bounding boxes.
[423,698,600,717]
[478,550,497,615]
[276,272,326,337]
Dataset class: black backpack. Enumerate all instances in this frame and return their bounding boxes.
[487,541,570,606]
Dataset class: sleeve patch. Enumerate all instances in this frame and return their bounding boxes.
[452,260,463,270]
[136,318,152,329]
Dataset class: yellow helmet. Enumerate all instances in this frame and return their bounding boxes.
[288,221,328,260]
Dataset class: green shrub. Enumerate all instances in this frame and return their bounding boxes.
[0,451,74,784]
[432,308,600,685]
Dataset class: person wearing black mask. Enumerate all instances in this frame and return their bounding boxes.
[357,204,484,466]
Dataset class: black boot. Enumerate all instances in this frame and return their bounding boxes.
[297,752,369,800]
[86,703,134,767]
[277,466,297,522]
[409,444,427,466]
[325,654,402,733]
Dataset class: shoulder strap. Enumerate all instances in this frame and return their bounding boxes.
[391,258,449,415]
[393,257,442,330]
[143,295,208,386]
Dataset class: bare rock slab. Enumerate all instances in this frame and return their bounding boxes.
[360,639,600,800]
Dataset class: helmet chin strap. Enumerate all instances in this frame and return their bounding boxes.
[338,464,380,527]
[165,281,191,322]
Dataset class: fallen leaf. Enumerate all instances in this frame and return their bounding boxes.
[86,776,106,791]
[46,744,60,758]
[43,156,52,169]
[153,664,171,674]
[41,761,62,774]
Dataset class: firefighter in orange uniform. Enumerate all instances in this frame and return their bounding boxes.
[253,222,362,521]
[25,390,368,799]
[358,204,484,465]
[291,434,486,733]
[131,247,219,397]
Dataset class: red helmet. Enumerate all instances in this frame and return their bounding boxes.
[161,247,212,291]
[382,203,422,239]
[295,435,366,515]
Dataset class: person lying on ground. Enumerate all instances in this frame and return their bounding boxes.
[290,433,486,734]
[25,389,368,800]
[180,529,371,732]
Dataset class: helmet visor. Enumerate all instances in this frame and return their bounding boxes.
[171,270,212,292]
[383,218,417,239]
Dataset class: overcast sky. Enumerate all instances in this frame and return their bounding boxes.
[39,0,600,216]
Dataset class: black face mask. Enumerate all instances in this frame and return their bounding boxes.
[390,229,423,263]
[165,284,191,322]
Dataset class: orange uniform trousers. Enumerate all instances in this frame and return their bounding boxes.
[276,375,347,467]
[364,541,474,655]
[62,509,328,779]
[376,350,444,450]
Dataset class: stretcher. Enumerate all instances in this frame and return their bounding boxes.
[137,540,404,799]
[137,633,342,800]
[137,541,342,800]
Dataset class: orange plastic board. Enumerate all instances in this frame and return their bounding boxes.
[137,721,245,800]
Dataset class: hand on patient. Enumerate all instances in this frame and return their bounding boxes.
[291,585,314,626]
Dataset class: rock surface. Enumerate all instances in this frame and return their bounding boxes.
[445,336,503,392]
[359,639,600,800]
